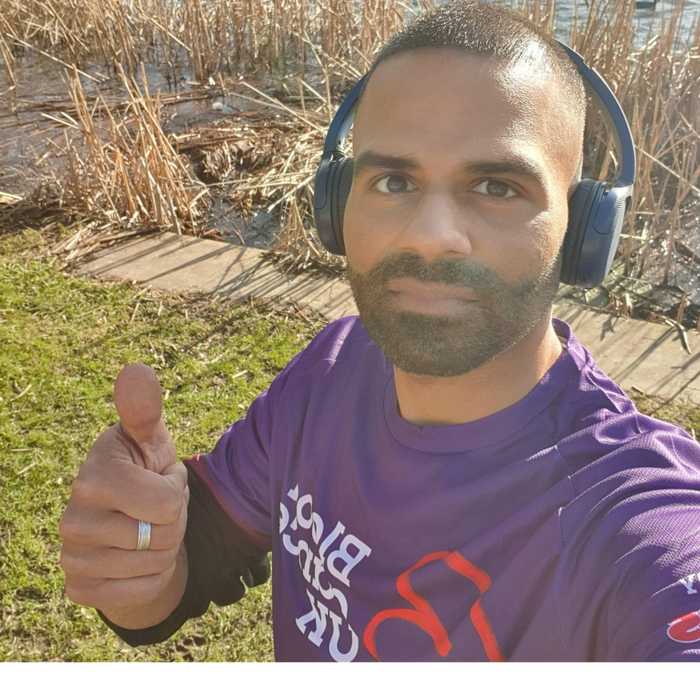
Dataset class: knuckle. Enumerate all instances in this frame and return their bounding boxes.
[176,507,188,542]
[162,488,183,523]
[59,548,75,575]
[160,514,186,550]
[139,571,169,604]
[71,470,98,503]
[159,525,179,550]
[158,545,180,571]
[146,551,171,576]
[176,461,189,488]
[156,562,176,589]
[58,509,81,542]
[60,548,90,578]
[57,512,70,541]
[64,580,93,607]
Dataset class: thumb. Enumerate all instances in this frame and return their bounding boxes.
[114,363,177,472]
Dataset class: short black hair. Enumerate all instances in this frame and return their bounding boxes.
[355,0,586,143]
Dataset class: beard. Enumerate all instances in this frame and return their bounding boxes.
[347,251,561,377]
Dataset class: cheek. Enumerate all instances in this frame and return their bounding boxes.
[489,210,565,284]
[530,210,565,261]
[342,187,568,282]
[343,192,386,274]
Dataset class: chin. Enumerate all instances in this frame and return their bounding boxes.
[360,306,520,377]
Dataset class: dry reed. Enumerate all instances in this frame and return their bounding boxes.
[0,0,429,83]
[44,64,208,242]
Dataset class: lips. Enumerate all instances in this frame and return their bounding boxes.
[387,278,478,301]
[386,278,478,315]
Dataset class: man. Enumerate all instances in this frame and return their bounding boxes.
[59,1,700,661]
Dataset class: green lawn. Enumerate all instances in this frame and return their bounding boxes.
[0,229,326,661]
[2,229,700,662]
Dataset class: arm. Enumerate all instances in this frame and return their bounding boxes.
[555,435,700,661]
[87,345,305,645]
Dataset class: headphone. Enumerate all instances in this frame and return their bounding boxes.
[313,42,636,288]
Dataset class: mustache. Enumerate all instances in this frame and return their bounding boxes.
[356,253,505,294]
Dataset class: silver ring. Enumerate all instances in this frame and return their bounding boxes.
[136,520,152,551]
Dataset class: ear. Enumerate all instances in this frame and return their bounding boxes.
[568,153,584,199]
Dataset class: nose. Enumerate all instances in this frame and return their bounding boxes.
[394,185,473,262]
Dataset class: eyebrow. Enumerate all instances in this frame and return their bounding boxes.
[353,149,547,189]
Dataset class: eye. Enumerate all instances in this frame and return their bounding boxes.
[472,179,517,198]
[373,174,417,194]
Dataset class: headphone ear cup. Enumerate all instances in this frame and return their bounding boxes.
[560,179,600,285]
[330,157,354,256]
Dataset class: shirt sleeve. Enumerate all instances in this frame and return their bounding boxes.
[98,461,270,647]
[555,431,700,661]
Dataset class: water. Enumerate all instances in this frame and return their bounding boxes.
[426,0,700,45]
[562,0,699,44]
[3,0,698,167]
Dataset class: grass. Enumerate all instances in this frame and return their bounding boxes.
[0,228,326,661]
[2,229,700,661]
[630,390,700,442]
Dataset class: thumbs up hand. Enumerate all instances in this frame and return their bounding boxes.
[59,364,189,621]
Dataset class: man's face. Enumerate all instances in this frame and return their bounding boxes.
[344,47,581,377]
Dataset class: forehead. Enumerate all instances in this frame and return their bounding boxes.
[353,47,572,183]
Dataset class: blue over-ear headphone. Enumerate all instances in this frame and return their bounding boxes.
[313,42,636,288]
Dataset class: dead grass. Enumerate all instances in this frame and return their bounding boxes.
[67,65,206,228]
[0,0,426,82]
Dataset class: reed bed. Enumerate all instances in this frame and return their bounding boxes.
[172,78,342,270]
[0,0,425,83]
[1,0,699,323]
[37,64,209,260]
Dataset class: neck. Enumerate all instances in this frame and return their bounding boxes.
[393,310,563,427]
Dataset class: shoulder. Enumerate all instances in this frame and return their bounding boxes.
[543,335,700,658]
[551,354,700,539]
[557,410,700,553]
[543,321,700,504]
[552,415,700,659]
[548,339,700,547]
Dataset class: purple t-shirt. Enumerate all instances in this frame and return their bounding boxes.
[186,315,700,662]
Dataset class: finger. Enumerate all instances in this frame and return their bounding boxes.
[114,364,176,473]
[73,459,187,525]
[114,363,163,448]
[64,562,177,610]
[60,502,187,551]
[61,541,180,580]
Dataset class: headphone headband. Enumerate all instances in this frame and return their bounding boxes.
[557,44,635,187]
[318,41,635,184]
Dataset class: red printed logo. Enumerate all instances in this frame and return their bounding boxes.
[363,550,506,662]
[668,609,700,643]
